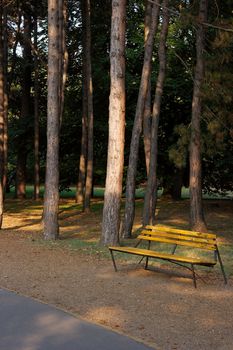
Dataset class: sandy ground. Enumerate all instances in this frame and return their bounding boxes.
[0,234,232,349]
[0,200,233,349]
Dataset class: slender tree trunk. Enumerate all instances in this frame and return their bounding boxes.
[34,15,40,200]
[143,3,152,176]
[58,0,68,124]
[101,0,126,245]
[76,60,87,204]
[43,0,60,240]
[16,12,32,199]
[3,7,8,194]
[76,100,87,206]
[0,2,5,227]
[123,0,160,238]
[143,0,169,226]
[16,151,27,198]
[143,78,151,176]
[8,9,21,90]
[76,0,89,205]
[189,0,208,231]
[171,168,183,200]
[163,168,183,200]
[83,0,94,212]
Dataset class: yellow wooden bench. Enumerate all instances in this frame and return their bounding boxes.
[109,225,227,288]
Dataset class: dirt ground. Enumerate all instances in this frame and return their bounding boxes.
[0,199,233,350]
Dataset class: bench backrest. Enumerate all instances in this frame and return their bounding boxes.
[137,225,217,251]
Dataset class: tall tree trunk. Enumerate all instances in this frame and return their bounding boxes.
[83,0,94,212]
[76,58,87,204]
[58,0,68,124]
[123,0,160,238]
[171,168,183,200]
[8,9,21,90]
[101,0,126,245]
[143,78,151,176]
[34,14,40,200]
[3,7,8,194]
[143,2,153,176]
[16,12,32,199]
[143,0,169,226]
[43,0,61,240]
[163,167,183,200]
[76,0,89,205]
[189,0,208,231]
[0,2,5,227]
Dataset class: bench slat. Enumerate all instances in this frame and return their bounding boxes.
[137,234,216,250]
[146,225,217,240]
[109,246,216,266]
[141,230,216,245]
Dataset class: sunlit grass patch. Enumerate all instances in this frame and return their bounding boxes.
[2,194,233,279]
[34,236,110,259]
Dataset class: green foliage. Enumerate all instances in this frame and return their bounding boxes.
[200,4,233,194]
[168,124,190,169]
[5,0,233,196]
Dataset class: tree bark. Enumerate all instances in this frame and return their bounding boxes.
[43,0,60,240]
[83,0,94,213]
[58,0,68,124]
[143,78,151,176]
[76,59,87,204]
[143,0,169,226]
[76,0,89,205]
[143,2,153,176]
[171,168,183,200]
[0,2,5,227]
[101,0,126,245]
[16,11,32,199]
[123,0,160,238]
[8,9,22,91]
[163,168,183,200]
[3,7,8,195]
[34,14,40,200]
[189,0,208,231]
[76,88,87,205]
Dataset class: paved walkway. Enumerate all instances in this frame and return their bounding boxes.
[0,289,155,350]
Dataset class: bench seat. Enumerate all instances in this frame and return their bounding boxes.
[109,246,216,266]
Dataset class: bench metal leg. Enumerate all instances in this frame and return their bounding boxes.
[110,250,117,272]
[138,256,145,265]
[216,246,227,284]
[191,264,197,288]
[171,244,177,255]
[144,241,151,270]
[138,241,151,267]
[135,239,145,265]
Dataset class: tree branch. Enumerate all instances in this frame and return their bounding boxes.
[202,22,233,32]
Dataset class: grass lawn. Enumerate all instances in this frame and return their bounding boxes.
[6,185,233,200]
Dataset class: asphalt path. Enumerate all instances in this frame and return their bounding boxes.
[0,288,155,350]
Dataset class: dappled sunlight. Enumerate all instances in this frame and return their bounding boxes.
[73,266,233,349]
[165,298,190,313]
[160,218,188,226]
[3,215,43,232]
[159,277,233,297]
[18,311,87,350]
[212,213,232,219]
[83,306,125,328]
[36,313,78,332]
